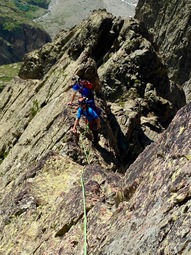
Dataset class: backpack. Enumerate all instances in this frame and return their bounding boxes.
[79,79,93,90]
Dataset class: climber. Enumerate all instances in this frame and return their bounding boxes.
[72,97,101,146]
[68,77,94,105]
[68,76,101,116]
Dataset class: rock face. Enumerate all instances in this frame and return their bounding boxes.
[135,0,191,102]
[0,23,51,64]
[96,103,191,255]
[0,9,189,255]
[1,101,191,254]
[18,10,185,167]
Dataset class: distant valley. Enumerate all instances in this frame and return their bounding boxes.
[0,0,51,65]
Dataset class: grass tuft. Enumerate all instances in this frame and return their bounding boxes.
[0,62,22,91]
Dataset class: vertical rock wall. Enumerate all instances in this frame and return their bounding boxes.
[135,0,191,98]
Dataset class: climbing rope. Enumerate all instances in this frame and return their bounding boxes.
[66,103,92,255]
[81,125,91,163]
[80,125,91,255]
[81,167,88,255]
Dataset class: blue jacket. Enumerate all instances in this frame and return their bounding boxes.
[73,84,94,100]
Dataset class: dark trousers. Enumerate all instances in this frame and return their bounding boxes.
[87,120,99,145]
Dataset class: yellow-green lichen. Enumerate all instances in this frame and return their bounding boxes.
[177,126,185,137]
[171,168,181,182]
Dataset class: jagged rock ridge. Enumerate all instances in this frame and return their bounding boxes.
[0,9,188,255]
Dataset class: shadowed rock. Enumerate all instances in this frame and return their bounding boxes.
[135,0,191,102]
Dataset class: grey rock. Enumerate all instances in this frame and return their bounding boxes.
[0,9,189,255]
[135,0,191,102]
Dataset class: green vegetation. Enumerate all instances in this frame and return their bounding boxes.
[14,0,51,19]
[0,1,52,65]
[31,99,40,117]
[0,0,51,31]
[0,62,22,91]
[0,145,9,164]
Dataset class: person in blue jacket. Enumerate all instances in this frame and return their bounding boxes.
[68,80,94,105]
[68,78,101,117]
[72,97,101,146]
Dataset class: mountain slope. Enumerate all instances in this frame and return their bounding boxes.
[35,0,138,38]
[0,9,188,255]
[0,0,51,64]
